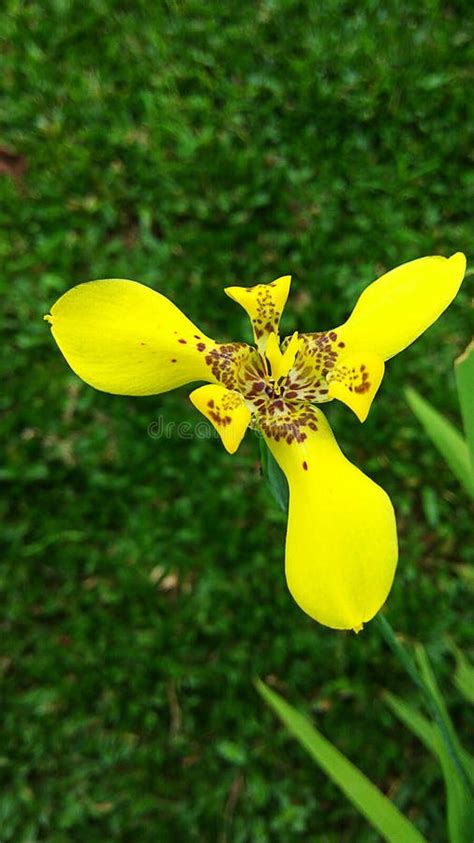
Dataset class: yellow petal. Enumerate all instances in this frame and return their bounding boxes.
[189,384,251,454]
[224,275,291,351]
[263,406,398,630]
[45,279,223,395]
[265,331,301,381]
[326,349,385,422]
[338,253,466,361]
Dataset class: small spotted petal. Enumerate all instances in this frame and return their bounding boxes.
[189,384,251,454]
[224,275,291,351]
[203,342,254,392]
[326,349,385,422]
[263,406,398,631]
[281,330,343,404]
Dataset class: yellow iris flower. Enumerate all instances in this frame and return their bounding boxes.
[45,253,466,632]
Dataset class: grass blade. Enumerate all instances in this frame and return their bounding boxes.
[452,647,474,705]
[376,617,474,797]
[414,645,472,785]
[386,692,474,843]
[385,693,437,753]
[256,679,427,843]
[405,386,474,499]
[455,340,474,474]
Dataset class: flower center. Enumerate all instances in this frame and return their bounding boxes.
[238,330,340,420]
[205,330,344,441]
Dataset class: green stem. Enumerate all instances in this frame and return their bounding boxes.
[374,614,473,797]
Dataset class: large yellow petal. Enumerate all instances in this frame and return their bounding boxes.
[337,253,466,361]
[263,406,398,631]
[45,279,237,396]
[224,275,291,351]
[189,384,251,454]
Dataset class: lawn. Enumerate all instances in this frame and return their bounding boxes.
[1,1,472,840]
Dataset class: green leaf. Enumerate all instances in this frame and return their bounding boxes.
[386,692,474,843]
[386,693,474,782]
[259,437,288,513]
[385,693,437,754]
[377,619,474,839]
[256,679,428,843]
[455,341,474,475]
[414,646,470,777]
[415,646,474,843]
[405,386,474,499]
[452,647,474,705]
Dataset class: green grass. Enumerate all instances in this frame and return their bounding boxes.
[1,0,473,840]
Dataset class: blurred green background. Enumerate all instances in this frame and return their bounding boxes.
[1,1,472,840]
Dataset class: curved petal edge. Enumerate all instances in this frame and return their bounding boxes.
[264,407,398,631]
[45,279,219,396]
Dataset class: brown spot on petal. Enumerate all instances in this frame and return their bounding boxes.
[205,343,252,390]
[259,404,319,445]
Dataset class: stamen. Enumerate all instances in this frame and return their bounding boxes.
[265,331,301,381]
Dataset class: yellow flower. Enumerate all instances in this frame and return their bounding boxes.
[45,253,466,631]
